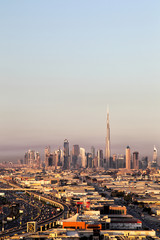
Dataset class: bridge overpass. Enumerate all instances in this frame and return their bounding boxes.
[0,182,70,238]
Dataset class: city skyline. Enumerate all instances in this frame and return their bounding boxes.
[0,105,158,161]
[0,1,160,161]
[0,138,158,164]
[0,105,159,162]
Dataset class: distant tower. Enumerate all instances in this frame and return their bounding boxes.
[35,152,40,168]
[126,146,131,169]
[45,146,50,168]
[63,139,70,170]
[28,150,35,167]
[72,145,80,168]
[80,148,86,168]
[105,107,111,167]
[133,152,139,170]
[152,146,158,166]
[48,154,53,166]
[24,152,28,165]
[91,146,95,159]
[93,157,98,168]
[153,146,158,161]
[97,149,103,168]
[72,145,80,156]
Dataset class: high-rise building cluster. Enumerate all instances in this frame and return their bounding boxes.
[24,150,40,168]
[22,109,158,170]
[104,109,158,170]
[43,139,154,171]
[44,141,87,170]
[44,146,63,169]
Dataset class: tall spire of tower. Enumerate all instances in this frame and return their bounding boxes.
[105,106,111,167]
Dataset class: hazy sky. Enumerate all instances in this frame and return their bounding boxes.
[0,0,160,160]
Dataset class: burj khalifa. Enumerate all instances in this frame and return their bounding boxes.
[105,107,111,167]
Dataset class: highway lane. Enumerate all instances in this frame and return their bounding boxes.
[0,192,69,238]
[0,202,66,238]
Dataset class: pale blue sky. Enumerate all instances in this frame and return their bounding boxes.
[0,0,160,160]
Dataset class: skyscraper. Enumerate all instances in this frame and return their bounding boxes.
[116,154,125,169]
[105,107,111,167]
[141,156,148,170]
[80,148,86,168]
[97,149,103,168]
[45,146,50,168]
[35,152,40,168]
[24,150,40,168]
[28,150,35,166]
[86,153,92,168]
[133,152,139,170]
[126,146,131,169]
[63,139,70,170]
[91,146,95,159]
[48,154,53,166]
[72,145,80,156]
[93,156,98,168]
[152,146,158,167]
[72,145,80,168]
[153,146,158,161]
[55,149,62,166]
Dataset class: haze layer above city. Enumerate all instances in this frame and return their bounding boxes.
[0,1,160,161]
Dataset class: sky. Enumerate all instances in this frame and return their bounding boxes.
[0,0,160,161]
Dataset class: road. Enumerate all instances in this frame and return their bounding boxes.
[0,182,69,238]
